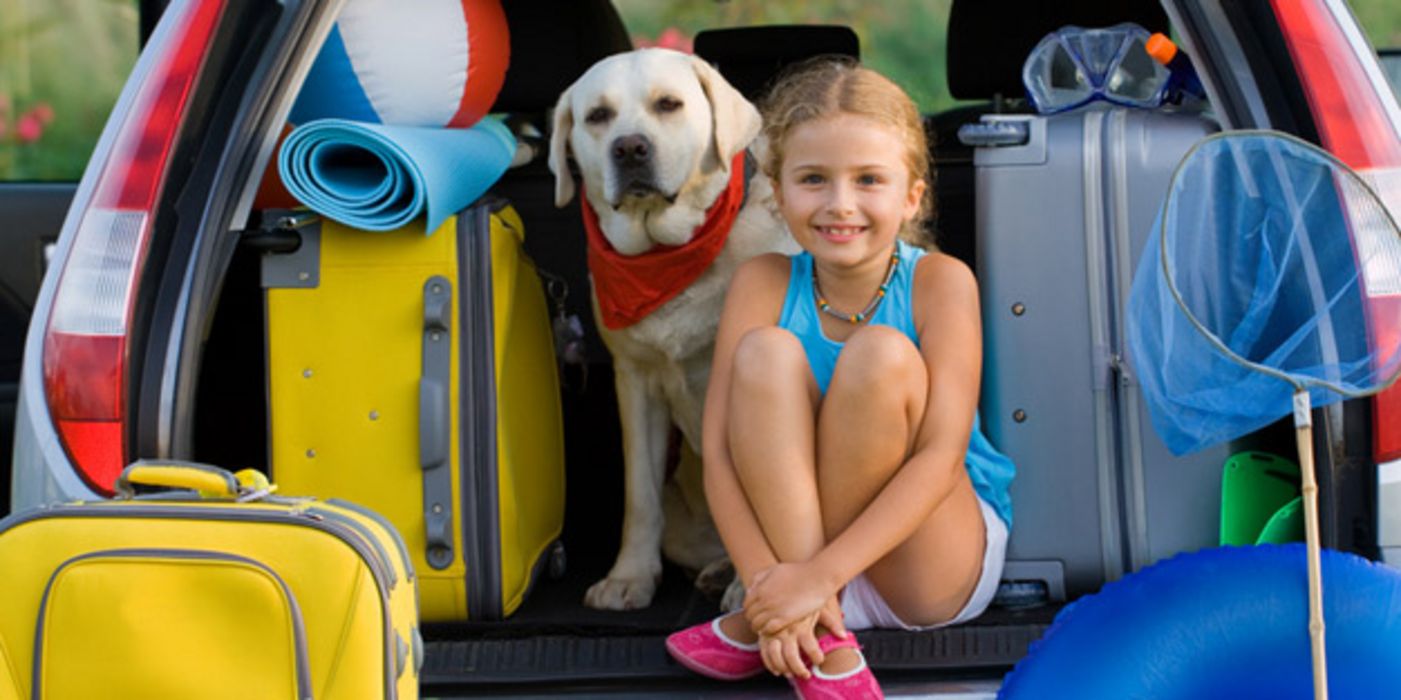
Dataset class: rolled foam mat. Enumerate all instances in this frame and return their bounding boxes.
[278,117,516,232]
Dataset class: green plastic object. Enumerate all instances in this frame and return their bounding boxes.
[1220,451,1301,546]
[1257,496,1305,544]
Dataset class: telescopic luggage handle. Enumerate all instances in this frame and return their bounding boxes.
[115,460,275,501]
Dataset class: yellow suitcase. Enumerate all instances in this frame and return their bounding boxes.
[0,461,420,700]
[265,198,566,621]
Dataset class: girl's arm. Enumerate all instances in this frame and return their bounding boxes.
[809,252,983,591]
[701,254,792,587]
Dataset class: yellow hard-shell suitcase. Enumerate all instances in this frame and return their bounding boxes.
[0,461,420,700]
[265,197,566,621]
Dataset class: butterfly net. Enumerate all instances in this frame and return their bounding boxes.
[1128,131,1401,455]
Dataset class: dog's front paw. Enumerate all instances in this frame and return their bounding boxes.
[584,572,660,610]
[719,577,746,613]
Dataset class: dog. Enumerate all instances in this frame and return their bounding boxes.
[549,48,796,610]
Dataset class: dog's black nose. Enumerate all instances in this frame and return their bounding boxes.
[611,134,652,167]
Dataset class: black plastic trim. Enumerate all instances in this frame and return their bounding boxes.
[1168,2,1255,127]
[1316,399,1379,558]
[1219,0,1319,140]
[420,623,1048,688]
[173,0,333,465]
[133,0,283,460]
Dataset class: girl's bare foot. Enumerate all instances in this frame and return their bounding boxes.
[718,611,759,644]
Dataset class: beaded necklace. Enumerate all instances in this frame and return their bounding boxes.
[812,247,901,324]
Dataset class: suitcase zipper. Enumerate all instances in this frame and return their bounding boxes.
[285,506,403,697]
[302,505,400,588]
[48,502,400,595]
[33,548,314,700]
[325,498,416,583]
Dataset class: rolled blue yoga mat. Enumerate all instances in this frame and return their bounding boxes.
[278,117,516,232]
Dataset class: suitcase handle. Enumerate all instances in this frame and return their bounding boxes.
[116,460,274,501]
[420,276,455,570]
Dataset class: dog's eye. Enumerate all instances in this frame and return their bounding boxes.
[654,96,683,114]
[585,106,614,125]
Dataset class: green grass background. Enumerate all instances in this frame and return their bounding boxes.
[1,0,1398,182]
[0,0,138,181]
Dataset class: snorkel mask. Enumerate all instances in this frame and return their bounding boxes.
[1022,23,1171,115]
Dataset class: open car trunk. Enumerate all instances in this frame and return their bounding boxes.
[178,0,1364,693]
[197,155,1057,694]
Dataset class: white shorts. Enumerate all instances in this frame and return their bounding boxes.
[839,495,1008,631]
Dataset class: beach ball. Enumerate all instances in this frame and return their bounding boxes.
[289,0,509,128]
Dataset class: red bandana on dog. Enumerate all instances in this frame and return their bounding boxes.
[581,151,749,330]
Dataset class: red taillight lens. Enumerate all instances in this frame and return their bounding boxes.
[1274,0,1401,462]
[42,0,225,495]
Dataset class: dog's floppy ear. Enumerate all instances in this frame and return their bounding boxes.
[548,86,577,207]
[690,56,761,174]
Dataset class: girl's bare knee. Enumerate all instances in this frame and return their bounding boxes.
[829,325,925,392]
[731,326,808,391]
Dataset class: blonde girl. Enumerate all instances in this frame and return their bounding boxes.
[665,58,1014,699]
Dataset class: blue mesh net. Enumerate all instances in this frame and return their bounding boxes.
[1128,131,1401,455]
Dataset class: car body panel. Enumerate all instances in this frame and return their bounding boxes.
[8,1,1401,695]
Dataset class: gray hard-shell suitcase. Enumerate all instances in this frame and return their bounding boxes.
[970,106,1223,600]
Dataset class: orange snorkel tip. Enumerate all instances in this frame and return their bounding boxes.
[1146,32,1178,66]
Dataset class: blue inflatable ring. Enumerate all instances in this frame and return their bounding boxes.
[999,544,1401,699]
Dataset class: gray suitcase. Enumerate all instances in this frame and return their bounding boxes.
[969,106,1222,600]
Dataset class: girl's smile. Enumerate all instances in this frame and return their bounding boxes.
[814,224,868,243]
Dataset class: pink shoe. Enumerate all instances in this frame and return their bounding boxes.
[665,615,764,680]
[788,634,883,699]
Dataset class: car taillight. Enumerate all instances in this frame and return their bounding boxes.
[1273,0,1401,463]
[42,0,226,495]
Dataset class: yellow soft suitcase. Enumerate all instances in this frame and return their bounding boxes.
[264,197,566,622]
[0,461,420,700]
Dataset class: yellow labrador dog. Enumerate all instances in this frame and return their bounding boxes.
[549,48,795,610]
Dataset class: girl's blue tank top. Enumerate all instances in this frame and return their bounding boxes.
[777,240,1015,527]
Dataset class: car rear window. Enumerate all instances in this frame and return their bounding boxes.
[0,1,140,181]
[613,0,968,113]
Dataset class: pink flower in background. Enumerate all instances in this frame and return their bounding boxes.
[0,98,54,145]
[15,113,43,143]
[634,26,693,53]
[1,102,53,144]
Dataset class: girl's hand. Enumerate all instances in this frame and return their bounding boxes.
[759,611,822,679]
[817,594,848,641]
[745,562,841,636]
[758,597,850,678]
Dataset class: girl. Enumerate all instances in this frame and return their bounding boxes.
[665,58,1014,699]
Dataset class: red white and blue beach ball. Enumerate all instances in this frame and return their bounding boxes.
[289,0,509,128]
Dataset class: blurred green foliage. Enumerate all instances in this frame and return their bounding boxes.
[0,0,138,181]
[2,1,1399,183]
[615,0,963,112]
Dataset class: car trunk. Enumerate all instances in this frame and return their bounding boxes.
[190,147,1057,693]
[176,0,1358,693]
